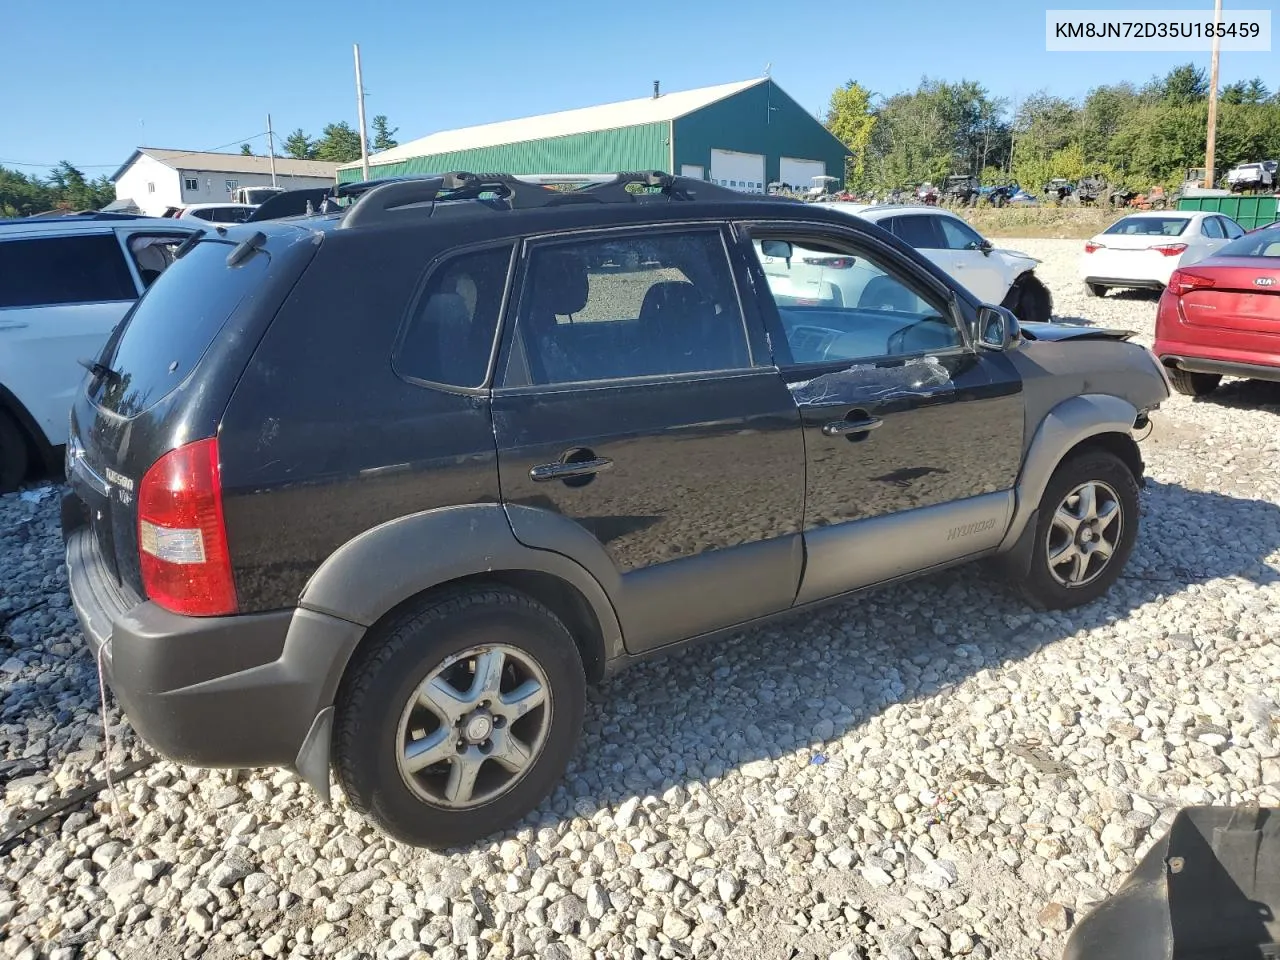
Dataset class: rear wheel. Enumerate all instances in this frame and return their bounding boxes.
[1012,450,1139,610]
[0,410,30,493]
[334,586,586,849]
[1167,367,1221,397]
[1085,282,1107,298]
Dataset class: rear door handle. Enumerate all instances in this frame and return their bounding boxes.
[0,321,30,330]
[530,457,614,482]
[822,417,883,437]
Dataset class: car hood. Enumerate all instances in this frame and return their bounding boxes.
[1019,321,1135,342]
[996,247,1039,267]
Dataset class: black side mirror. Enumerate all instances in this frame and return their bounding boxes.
[976,305,1020,351]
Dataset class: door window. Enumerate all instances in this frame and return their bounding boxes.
[1201,216,1225,239]
[937,216,987,251]
[125,233,191,290]
[506,231,749,386]
[889,215,945,249]
[396,244,513,388]
[1219,216,1245,239]
[747,232,963,365]
[0,234,137,309]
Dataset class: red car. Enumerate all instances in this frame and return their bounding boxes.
[1154,223,1280,396]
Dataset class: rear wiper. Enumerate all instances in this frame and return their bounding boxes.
[78,358,122,384]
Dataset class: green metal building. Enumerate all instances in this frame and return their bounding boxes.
[337,78,850,192]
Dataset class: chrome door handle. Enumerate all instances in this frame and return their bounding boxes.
[822,417,883,437]
[529,457,614,482]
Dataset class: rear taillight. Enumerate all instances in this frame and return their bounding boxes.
[137,437,237,616]
[1152,243,1188,257]
[1084,241,1104,254]
[1167,269,1216,296]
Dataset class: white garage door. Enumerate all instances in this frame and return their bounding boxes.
[710,149,766,194]
[779,157,826,191]
[680,164,705,180]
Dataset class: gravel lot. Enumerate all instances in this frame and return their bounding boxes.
[3,238,1279,960]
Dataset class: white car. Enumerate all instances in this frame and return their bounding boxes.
[813,203,1053,322]
[162,202,258,224]
[0,214,198,490]
[1080,210,1246,296]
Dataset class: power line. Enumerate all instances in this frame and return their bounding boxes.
[0,132,272,172]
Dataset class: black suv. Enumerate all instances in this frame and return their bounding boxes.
[64,172,1169,847]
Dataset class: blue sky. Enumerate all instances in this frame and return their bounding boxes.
[5,0,1276,178]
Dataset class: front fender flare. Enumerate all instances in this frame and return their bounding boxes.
[999,393,1139,552]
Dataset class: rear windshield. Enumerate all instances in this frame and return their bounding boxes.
[1217,228,1280,258]
[1104,216,1190,237]
[92,238,270,417]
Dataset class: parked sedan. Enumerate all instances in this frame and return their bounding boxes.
[1154,223,1280,396]
[1080,210,1246,297]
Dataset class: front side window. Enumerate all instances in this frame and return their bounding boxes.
[396,245,513,388]
[748,232,963,365]
[937,216,986,251]
[0,234,137,308]
[126,233,190,290]
[1219,216,1245,239]
[507,231,749,386]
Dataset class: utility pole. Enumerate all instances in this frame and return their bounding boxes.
[266,114,277,188]
[1205,0,1223,188]
[353,43,371,182]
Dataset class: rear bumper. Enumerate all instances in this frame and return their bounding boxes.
[1157,353,1280,382]
[66,526,362,775]
[1084,275,1167,290]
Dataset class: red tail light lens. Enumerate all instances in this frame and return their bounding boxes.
[1152,243,1188,257]
[1167,270,1217,295]
[1084,241,1104,254]
[137,437,237,616]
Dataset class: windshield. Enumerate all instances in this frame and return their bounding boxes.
[1104,216,1190,237]
[92,239,270,417]
[1217,228,1280,258]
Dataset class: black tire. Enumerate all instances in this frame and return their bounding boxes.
[333,586,586,848]
[1012,450,1140,611]
[0,410,30,494]
[1167,367,1221,397]
[1085,282,1107,298]
[1013,274,1053,324]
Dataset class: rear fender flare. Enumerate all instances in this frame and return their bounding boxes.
[298,502,625,666]
[999,393,1139,552]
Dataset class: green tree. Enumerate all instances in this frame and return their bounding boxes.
[240,143,254,155]
[1148,63,1209,104]
[283,128,316,160]
[372,115,399,152]
[314,122,363,163]
[824,81,876,185]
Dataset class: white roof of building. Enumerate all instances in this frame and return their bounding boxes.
[341,78,769,171]
[112,148,339,182]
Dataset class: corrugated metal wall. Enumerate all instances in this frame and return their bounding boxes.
[337,123,671,183]
[673,80,849,188]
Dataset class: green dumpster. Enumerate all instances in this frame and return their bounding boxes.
[1177,194,1279,230]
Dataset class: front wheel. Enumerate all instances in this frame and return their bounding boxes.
[334,586,586,848]
[1167,367,1221,397]
[1005,274,1053,324]
[1012,450,1140,610]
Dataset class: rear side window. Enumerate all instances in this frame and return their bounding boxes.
[94,239,271,417]
[890,215,945,249]
[396,245,513,388]
[0,234,136,308]
[1104,216,1190,237]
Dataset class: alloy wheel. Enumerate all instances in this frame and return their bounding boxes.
[1045,480,1123,588]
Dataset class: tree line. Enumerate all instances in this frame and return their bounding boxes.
[1,115,402,217]
[826,64,1280,193]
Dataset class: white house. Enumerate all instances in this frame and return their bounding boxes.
[112,148,339,216]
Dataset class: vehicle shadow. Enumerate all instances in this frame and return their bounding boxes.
[527,476,1280,834]
[1194,377,1280,413]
